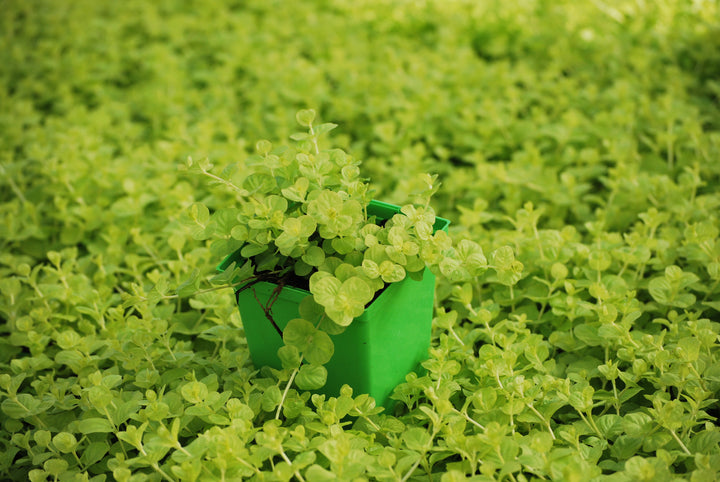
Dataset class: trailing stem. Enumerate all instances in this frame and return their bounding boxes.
[237,272,293,338]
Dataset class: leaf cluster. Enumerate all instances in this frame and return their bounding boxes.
[185,110,509,335]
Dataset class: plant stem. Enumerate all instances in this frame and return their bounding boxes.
[400,457,422,482]
[200,168,247,195]
[527,403,555,440]
[578,410,603,438]
[669,429,692,456]
[459,409,485,431]
[152,462,175,482]
[279,448,306,482]
[251,285,284,338]
[309,124,320,155]
[276,361,301,420]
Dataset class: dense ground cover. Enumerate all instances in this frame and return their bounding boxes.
[2,0,720,480]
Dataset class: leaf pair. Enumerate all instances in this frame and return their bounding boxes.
[310,274,374,327]
[281,318,335,390]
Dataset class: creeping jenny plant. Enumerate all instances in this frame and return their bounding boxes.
[2,0,720,479]
[185,109,522,391]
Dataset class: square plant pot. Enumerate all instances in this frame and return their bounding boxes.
[218,200,450,408]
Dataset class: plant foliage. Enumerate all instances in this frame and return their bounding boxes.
[183,109,504,383]
[1,0,720,480]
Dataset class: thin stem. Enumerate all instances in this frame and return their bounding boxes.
[509,393,515,435]
[309,124,320,155]
[667,118,674,171]
[175,442,192,458]
[669,429,692,456]
[448,326,465,346]
[251,286,284,338]
[577,410,602,438]
[611,378,620,416]
[233,456,262,475]
[400,457,422,482]
[459,409,485,431]
[362,415,381,432]
[200,168,247,195]
[279,448,306,482]
[533,223,545,260]
[527,403,555,440]
[152,462,175,482]
[276,362,301,420]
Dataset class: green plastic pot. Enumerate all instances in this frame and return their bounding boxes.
[218,200,450,408]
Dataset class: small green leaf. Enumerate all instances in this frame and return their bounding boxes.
[176,269,201,297]
[181,381,208,404]
[290,132,311,141]
[34,430,51,447]
[78,417,115,434]
[315,123,338,136]
[283,318,316,351]
[28,470,47,482]
[296,364,327,390]
[304,331,334,365]
[303,246,326,267]
[52,432,77,453]
[378,260,405,283]
[278,344,302,370]
[296,109,316,127]
[43,459,69,477]
[186,203,210,240]
[491,246,516,270]
[362,259,380,279]
[574,323,603,346]
[402,427,431,452]
[262,385,282,412]
[80,442,109,467]
[311,275,342,308]
[256,139,272,155]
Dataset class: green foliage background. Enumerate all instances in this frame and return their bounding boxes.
[2,0,720,480]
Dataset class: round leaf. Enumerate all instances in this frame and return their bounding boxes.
[278,345,302,370]
[379,260,406,283]
[296,364,327,390]
[303,246,326,267]
[304,331,334,366]
[283,318,316,351]
[52,432,77,454]
[311,275,342,308]
[296,109,316,127]
[78,417,115,434]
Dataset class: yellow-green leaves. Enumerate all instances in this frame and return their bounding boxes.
[184,203,210,240]
[275,216,317,256]
[296,109,316,127]
[181,381,209,405]
[281,177,311,202]
[649,265,699,308]
[283,319,334,366]
[307,191,364,239]
[296,365,328,391]
[52,433,78,454]
[490,246,524,286]
[280,318,334,390]
[401,204,436,240]
[310,273,374,326]
[362,259,406,283]
[302,246,326,267]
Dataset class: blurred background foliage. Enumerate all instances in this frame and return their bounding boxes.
[2,0,720,480]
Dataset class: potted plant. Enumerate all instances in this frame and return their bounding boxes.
[185,110,516,408]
